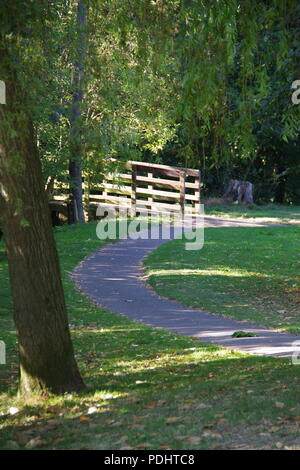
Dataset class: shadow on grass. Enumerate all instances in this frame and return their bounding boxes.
[1,317,297,450]
[1,223,300,449]
[0,350,291,450]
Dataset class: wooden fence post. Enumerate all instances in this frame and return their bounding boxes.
[179,171,186,216]
[83,174,90,221]
[195,170,201,213]
[148,172,153,203]
[131,164,137,217]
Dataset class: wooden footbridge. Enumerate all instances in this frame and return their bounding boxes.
[50,160,201,223]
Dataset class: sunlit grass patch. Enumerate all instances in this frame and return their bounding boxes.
[1,221,300,449]
[145,226,300,334]
[205,203,300,224]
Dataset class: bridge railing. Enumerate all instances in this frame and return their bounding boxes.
[49,160,201,221]
[89,161,201,216]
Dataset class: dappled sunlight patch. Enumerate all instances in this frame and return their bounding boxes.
[90,390,128,402]
[147,267,271,279]
[205,203,300,224]
[2,222,300,449]
[145,226,300,332]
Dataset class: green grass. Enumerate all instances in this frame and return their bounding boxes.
[1,222,300,450]
[145,225,300,334]
[204,202,300,223]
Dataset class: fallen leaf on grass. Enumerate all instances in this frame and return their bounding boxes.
[203,431,222,439]
[87,407,98,415]
[165,417,180,424]
[51,435,63,443]
[196,403,212,409]
[25,415,40,423]
[70,406,81,412]
[203,423,214,429]
[130,424,145,430]
[136,442,152,448]
[134,414,150,423]
[187,436,201,445]
[46,405,61,414]
[111,421,123,427]
[25,438,48,449]
[179,405,192,411]
[157,400,167,405]
[216,418,228,425]
[270,426,280,433]
[259,433,271,438]
[105,419,115,425]
[145,402,158,409]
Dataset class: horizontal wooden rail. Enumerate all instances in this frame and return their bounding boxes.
[99,183,198,201]
[106,173,199,190]
[90,196,182,212]
[125,160,199,177]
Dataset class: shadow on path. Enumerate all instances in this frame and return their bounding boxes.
[73,217,299,358]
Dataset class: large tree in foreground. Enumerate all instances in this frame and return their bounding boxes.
[0,3,85,396]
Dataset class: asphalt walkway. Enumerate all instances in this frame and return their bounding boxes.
[72,217,299,358]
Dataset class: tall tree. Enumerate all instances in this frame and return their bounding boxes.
[0,2,85,396]
[69,0,87,224]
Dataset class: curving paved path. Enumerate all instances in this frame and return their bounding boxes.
[72,217,300,358]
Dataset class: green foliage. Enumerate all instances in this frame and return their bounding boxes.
[232,331,258,338]
[2,0,300,201]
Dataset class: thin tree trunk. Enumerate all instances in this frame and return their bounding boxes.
[69,0,87,224]
[0,45,85,396]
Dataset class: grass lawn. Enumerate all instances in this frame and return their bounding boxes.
[145,225,300,335]
[1,222,300,450]
[204,202,300,223]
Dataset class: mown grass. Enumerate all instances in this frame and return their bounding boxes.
[204,202,300,223]
[1,221,300,450]
[145,225,300,334]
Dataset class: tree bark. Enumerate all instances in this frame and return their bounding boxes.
[224,179,254,205]
[68,0,87,224]
[0,46,85,396]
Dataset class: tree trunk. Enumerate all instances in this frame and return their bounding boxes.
[224,179,254,205]
[0,46,85,396]
[68,0,87,224]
